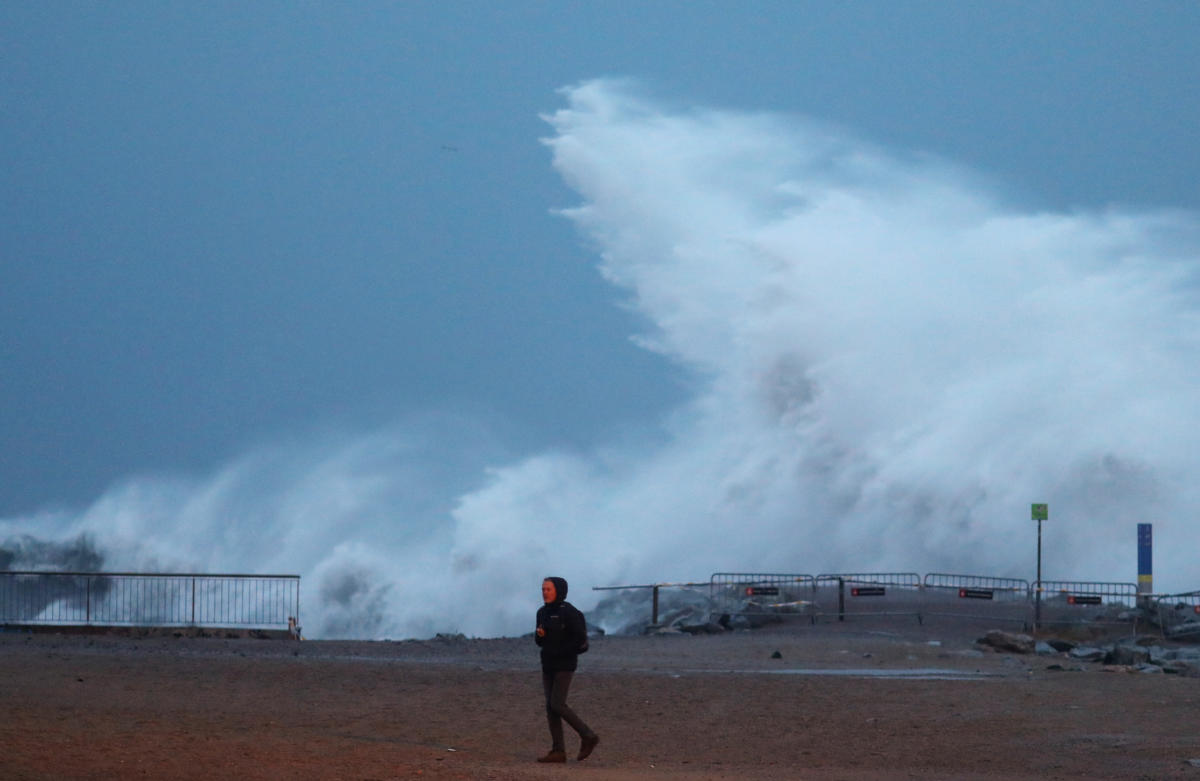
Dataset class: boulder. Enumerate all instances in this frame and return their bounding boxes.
[743,613,784,629]
[723,614,752,631]
[1107,643,1150,666]
[978,630,1035,654]
[1159,660,1196,676]
[1068,645,1106,662]
[1127,634,1164,647]
[1167,620,1200,641]
[1147,646,1173,665]
[1173,646,1200,663]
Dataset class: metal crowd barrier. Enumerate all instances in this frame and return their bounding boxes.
[922,573,1032,628]
[708,573,815,618]
[597,572,1191,635]
[812,572,923,623]
[1034,580,1139,630]
[0,571,300,630]
[1154,591,1200,638]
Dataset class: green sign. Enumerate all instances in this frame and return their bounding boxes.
[1031,503,1048,521]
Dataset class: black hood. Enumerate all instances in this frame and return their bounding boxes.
[545,576,568,602]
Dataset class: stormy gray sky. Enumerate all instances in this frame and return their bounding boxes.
[3,1,1198,520]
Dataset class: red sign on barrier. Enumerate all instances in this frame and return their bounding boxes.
[1067,595,1102,605]
[745,586,779,596]
[851,586,886,597]
[958,588,994,600]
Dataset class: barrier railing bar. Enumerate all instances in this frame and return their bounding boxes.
[0,570,298,579]
[1,572,299,630]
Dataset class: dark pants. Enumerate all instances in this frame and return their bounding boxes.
[542,670,593,751]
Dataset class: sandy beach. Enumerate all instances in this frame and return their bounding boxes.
[2,620,1199,780]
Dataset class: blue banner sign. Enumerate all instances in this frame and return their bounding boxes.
[1137,523,1152,594]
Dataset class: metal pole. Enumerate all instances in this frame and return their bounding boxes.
[651,585,659,625]
[1034,519,1043,632]
[838,578,845,622]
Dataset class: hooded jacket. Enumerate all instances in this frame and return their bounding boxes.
[535,576,589,672]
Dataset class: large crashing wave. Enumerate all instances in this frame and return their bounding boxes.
[5,80,1200,638]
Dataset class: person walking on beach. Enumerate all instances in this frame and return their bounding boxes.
[535,576,599,763]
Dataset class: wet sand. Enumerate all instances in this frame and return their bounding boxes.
[2,621,1199,780]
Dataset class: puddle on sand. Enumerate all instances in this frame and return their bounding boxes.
[754,668,1001,680]
[672,668,999,680]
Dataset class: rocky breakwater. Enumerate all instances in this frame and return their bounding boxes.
[977,629,1200,675]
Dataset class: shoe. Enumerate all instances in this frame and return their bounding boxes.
[537,750,566,763]
[578,734,599,761]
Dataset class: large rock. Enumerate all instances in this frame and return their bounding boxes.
[1173,646,1200,663]
[1167,620,1200,640]
[1159,659,1197,676]
[722,614,753,631]
[1108,643,1150,666]
[1147,646,1173,665]
[1068,646,1107,662]
[978,630,1035,654]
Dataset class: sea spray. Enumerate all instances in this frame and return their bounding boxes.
[5,81,1200,637]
